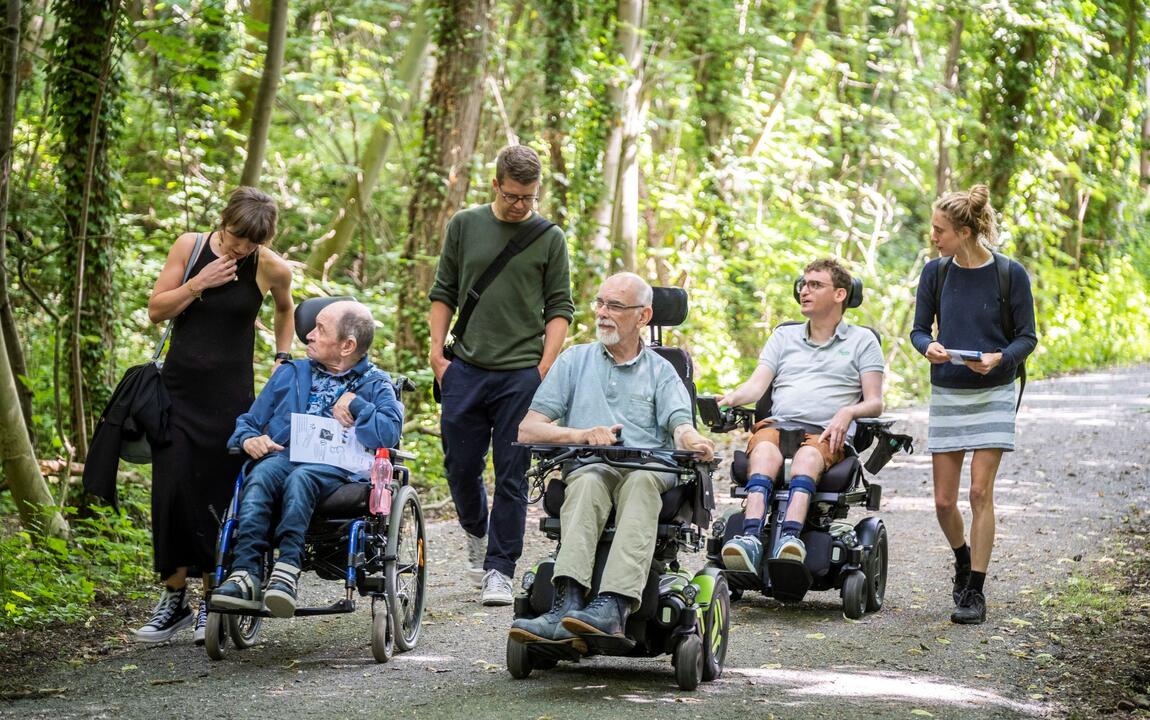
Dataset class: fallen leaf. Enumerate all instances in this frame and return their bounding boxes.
[805,632,826,640]
[120,664,138,672]
[910,709,934,717]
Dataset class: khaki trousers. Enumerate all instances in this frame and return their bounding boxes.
[552,462,677,604]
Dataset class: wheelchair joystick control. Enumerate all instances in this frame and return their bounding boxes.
[370,448,393,516]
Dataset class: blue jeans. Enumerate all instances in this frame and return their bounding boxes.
[440,358,540,578]
[231,452,352,577]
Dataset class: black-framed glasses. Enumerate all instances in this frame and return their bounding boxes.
[796,279,832,292]
[591,298,645,313]
[498,189,538,206]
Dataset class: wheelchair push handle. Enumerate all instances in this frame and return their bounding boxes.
[696,395,754,433]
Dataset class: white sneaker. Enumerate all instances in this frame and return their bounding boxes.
[466,533,486,588]
[480,569,513,606]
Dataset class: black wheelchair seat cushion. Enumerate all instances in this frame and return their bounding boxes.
[313,481,369,519]
[730,452,858,493]
[543,477,693,524]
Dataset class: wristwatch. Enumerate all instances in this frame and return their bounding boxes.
[274,352,292,363]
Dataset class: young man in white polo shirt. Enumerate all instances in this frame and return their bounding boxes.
[717,258,884,571]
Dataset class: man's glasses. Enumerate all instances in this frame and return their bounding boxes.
[591,298,645,313]
[498,190,538,206]
[796,279,832,292]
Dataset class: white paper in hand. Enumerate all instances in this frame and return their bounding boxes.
[289,413,373,474]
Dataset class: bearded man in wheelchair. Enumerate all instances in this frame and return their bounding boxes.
[509,272,714,651]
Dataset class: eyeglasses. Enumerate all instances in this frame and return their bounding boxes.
[796,279,832,292]
[498,189,538,206]
[591,298,645,313]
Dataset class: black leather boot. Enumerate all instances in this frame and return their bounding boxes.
[509,577,587,650]
[560,592,634,652]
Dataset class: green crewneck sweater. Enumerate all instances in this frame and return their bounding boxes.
[428,205,574,370]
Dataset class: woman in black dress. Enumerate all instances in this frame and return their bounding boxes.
[133,187,294,643]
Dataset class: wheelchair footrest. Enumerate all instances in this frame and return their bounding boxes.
[767,558,812,603]
[526,640,585,663]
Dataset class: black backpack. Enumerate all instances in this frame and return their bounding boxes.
[934,252,1025,409]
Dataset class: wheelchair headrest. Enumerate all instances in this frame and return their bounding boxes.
[649,287,688,327]
[792,276,864,309]
[294,296,356,343]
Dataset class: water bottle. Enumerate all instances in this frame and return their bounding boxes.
[369,448,393,516]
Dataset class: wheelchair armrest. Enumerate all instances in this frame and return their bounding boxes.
[856,417,896,430]
[696,396,754,433]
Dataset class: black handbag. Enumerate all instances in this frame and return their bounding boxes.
[432,215,555,402]
[118,233,207,462]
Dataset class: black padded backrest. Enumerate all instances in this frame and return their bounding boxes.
[294,296,356,343]
[649,286,687,327]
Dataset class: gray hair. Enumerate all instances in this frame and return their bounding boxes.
[332,301,375,359]
[495,145,542,185]
[611,272,653,307]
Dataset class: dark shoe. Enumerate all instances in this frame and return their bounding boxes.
[951,588,987,624]
[131,586,193,642]
[509,578,587,653]
[193,601,208,646]
[211,570,263,612]
[952,563,971,605]
[264,562,301,619]
[561,593,634,652]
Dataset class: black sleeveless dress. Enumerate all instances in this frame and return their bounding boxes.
[151,234,263,578]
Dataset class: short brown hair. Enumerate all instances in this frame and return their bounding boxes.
[220,186,278,245]
[804,257,853,312]
[495,145,542,185]
[934,183,997,247]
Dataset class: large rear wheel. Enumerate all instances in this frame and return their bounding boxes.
[701,575,730,682]
[865,524,889,613]
[387,485,427,652]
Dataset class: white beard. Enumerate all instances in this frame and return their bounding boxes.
[596,325,620,346]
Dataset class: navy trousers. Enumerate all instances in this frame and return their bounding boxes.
[440,358,540,578]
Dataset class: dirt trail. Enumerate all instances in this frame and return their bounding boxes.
[3,366,1147,719]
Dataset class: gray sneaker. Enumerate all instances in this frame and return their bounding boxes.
[480,569,513,606]
[721,534,763,573]
[466,533,486,588]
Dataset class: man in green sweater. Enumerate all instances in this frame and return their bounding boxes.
[428,145,575,605]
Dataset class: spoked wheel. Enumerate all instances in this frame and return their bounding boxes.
[865,524,888,613]
[371,597,394,663]
[387,485,427,652]
[204,611,228,660]
[842,570,866,620]
[227,614,262,649]
[506,636,533,679]
[701,575,731,682]
[673,634,703,691]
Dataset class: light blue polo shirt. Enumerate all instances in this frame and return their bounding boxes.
[759,320,885,428]
[529,343,693,450]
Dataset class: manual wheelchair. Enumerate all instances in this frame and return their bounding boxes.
[203,297,427,663]
[507,287,731,691]
[700,279,912,618]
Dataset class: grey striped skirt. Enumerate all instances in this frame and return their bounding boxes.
[927,383,1017,453]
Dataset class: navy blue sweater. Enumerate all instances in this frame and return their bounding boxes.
[910,256,1038,389]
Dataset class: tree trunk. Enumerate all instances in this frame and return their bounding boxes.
[0,0,30,439]
[0,0,65,539]
[935,16,963,197]
[540,0,578,227]
[51,0,124,457]
[240,0,288,187]
[304,9,430,277]
[394,0,491,373]
[227,0,272,145]
[608,0,645,273]
[1142,67,1150,188]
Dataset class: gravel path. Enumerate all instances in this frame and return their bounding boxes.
[3,365,1148,719]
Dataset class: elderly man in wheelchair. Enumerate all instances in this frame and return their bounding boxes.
[713,258,885,592]
[212,299,404,618]
[508,273,726,688]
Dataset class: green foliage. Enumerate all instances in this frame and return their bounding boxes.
[0,494,152,629]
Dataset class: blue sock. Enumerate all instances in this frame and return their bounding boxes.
[780,520,803,537]
[742,474,774,536]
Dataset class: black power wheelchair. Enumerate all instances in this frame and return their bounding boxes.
[699,278,912,618]
[507,287,731,691]
[203,297,427,663]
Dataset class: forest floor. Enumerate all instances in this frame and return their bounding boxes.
[1,365,1149,719]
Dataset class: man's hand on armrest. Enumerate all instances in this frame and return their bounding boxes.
[674,425,715,461]
[518,409,621,446]
[243,434,284,460]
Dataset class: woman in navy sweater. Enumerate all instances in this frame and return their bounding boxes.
[910,184,1037,625]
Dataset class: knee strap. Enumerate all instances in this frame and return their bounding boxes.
[746,473,774,494]
[788,474,816,496]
